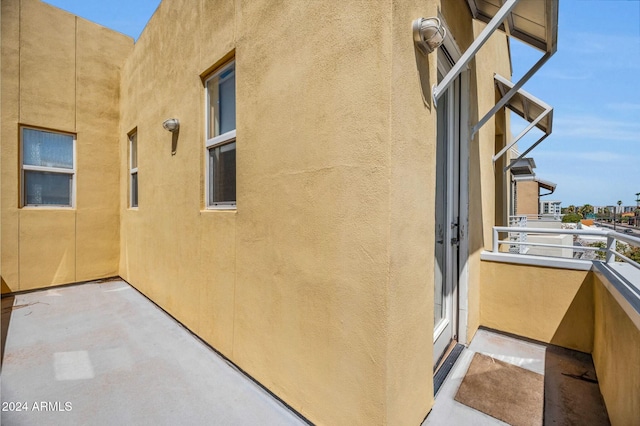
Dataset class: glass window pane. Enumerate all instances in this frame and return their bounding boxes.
[219,71,236,135]
[208,142,236,204]
[24,171,72,206]
[130,132,137,169]
[131,172,138,207]
[23,128,73,169]
[207,62,235,139]
[207,77,219,139]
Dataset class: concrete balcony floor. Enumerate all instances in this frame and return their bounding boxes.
[1,280,306,426]
[424,328,610,425]
[2,279,612,426]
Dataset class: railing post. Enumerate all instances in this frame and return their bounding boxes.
[493,228,499,253]
[606,235,616,264]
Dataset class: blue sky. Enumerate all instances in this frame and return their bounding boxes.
[45,0,640,208]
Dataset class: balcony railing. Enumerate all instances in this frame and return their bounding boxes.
[491,226,640,271]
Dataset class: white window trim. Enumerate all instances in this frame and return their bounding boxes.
[204,60,236,210]
[129,131,138,209]
[20,126,76,209]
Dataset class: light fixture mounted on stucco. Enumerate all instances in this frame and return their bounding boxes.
[162,118,180,132]
[412,17,446,55]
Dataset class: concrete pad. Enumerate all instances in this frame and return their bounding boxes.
[1,280,307,426]
[424,328,609,425]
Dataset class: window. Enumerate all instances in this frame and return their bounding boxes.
[129,130,138,208]
[205,60,236,207]
[21,127,75,207]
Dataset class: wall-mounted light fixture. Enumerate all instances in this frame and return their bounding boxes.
[162,118,180,132]
[413,17,446,55]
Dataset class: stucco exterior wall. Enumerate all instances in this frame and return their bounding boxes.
[387,0,437,421]
[516,180,539,216]
[117,0,511,423]
[593,274,640,425]
[119,1,391,424]
[3,0,513,423]
[480,261,595,353]
[1,0,132,293]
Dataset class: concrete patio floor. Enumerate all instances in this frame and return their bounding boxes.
[1,280,307,426]
[423,328,609,425]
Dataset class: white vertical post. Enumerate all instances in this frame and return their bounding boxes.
[493,228,499,253]
[606,235,616,264]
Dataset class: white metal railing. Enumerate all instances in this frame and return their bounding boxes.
[492,226,640,271]
[508,216,528,254]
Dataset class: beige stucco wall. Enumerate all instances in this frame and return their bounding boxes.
[1,0,133,293]
[3,0,513,423]
[119,1,390,424]
[593,274,640,425]
[516,180,539,216]
[480,261,594,353]
[117,0,511,424]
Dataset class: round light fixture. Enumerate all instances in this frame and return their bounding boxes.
[413,17,446,55]
[162,118,180,132]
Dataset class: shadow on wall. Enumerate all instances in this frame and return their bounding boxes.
[1,291,15,372]
[414,45,432,110]
[467,69,483,256]
[550,273,595,352]
[1,277,13,294]
[171,128,180,156]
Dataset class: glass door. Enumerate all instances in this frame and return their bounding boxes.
[433,49,460,367]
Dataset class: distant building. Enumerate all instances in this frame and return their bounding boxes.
[540,200,562,216]
[510,157,558,219]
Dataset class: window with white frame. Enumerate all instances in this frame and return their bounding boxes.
[205,60,236,207]
[129,130,138,208]
[21,127,75,207]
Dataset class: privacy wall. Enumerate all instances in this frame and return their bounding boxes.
[1,0,132,292]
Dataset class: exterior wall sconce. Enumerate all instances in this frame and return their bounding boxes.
[162,118,180,132]
[413,17,446,55]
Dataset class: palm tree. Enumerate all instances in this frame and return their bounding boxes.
[568,205,576,214]
[615,200,622,230]
[580,204,594,217]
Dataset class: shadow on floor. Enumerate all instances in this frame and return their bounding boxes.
[544,345,610,425]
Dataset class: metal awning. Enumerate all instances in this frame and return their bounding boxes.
[492,73,553,171]
[430,0,559,134]
[466,0,558,53]
[495,74,552,134]
[513,172,557,195]
[536,178,556,194]
[510,157,536,177]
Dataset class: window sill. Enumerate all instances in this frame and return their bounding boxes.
[20,206,75,210]
[201,206,237,213]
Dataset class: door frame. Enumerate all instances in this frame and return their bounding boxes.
[432,17,471,364]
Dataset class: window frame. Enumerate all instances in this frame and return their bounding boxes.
[204,59,236,210]
[20,126,76,209]
[129,129,138,208]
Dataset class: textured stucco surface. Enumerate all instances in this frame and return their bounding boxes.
[593,275,640,425]
[118,1,391,424]
[480,261,594,353]
[516,180,540,216]
[2,0,513,424]
[1,0,133,292]
[119,0,512,424]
